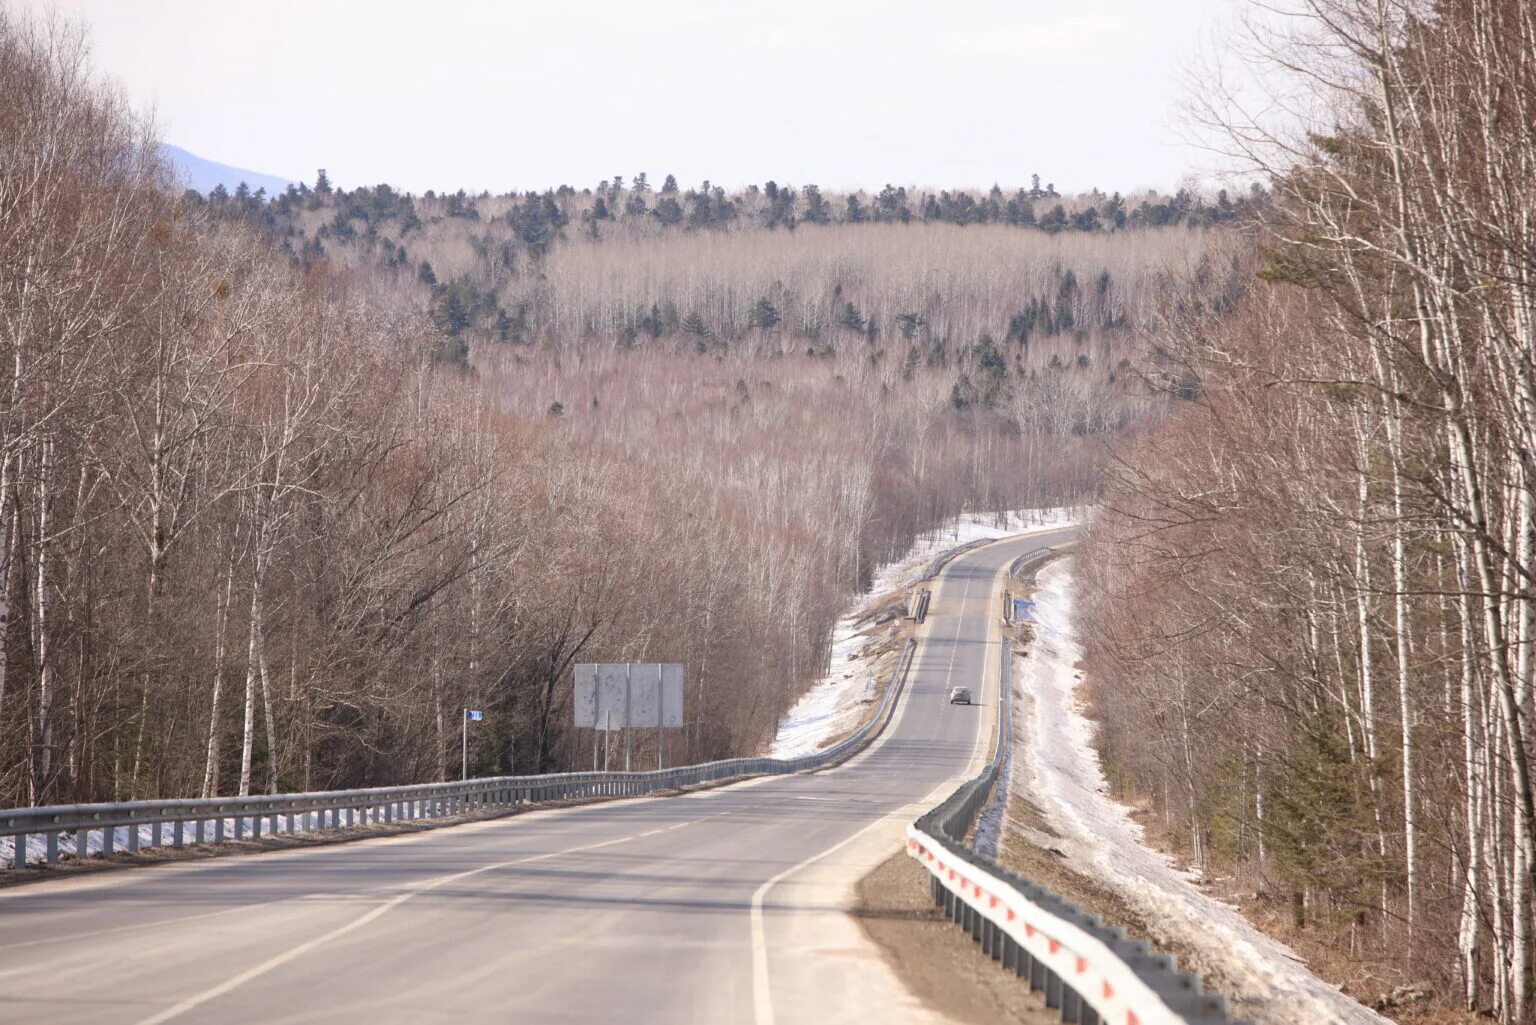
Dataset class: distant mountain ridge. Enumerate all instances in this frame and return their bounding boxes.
[163,144,295,197]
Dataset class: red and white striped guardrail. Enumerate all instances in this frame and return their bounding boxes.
[907,826,1198,1025]
[906,543,1236,1025]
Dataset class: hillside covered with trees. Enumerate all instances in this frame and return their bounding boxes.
[0,5,1241,820]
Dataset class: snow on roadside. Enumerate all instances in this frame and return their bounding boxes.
[1008,559,1390,1025]
[770,506,1078,758]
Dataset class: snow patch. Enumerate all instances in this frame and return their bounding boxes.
[1008,559,1390,1025]
[771,506,1078,758]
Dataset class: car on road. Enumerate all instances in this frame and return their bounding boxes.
[949,686,972,705]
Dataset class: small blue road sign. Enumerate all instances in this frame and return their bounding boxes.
[466,710,484,721]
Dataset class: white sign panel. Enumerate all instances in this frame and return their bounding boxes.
[573,663,685,729]
[661,663,684,727]
[627,664,663,726]
[573,664,598,728]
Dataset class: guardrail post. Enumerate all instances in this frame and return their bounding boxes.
[172,820,184,848]
[46,831,59,864]
[214,817,225,844]
[150,821,162,849]
[102,826,114,856]
[1061,985,1082,1022]
[76,826,89,860]
[10,833,24,869]
[127,822,139,852]
[1044,969,1062,1010]
[234,815,245,841]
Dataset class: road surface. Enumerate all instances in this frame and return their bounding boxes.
[0,528,1072,1025]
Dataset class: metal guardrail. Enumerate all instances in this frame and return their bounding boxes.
[3,638,919,871]
[921,536,995,581]
[907,587,931,623]
[906,548,1244,1025]
[1007,545,1055,579]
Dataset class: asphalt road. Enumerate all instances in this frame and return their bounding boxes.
[0,527,1073,1025]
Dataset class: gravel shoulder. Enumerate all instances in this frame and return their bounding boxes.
[852,849,1059,1025]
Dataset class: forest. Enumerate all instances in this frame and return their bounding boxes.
[0,7,1238,815]
[15,0,1535,1019]
[1077,1,1536,1021]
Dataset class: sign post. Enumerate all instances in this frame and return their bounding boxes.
[462,709,484,781]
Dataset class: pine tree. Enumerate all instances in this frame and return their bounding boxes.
[838,301,865,332]
[802,185,830,224]
[748,297,781,330]
[653,196,683,225]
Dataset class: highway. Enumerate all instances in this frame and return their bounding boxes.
[0,528,1072,1025]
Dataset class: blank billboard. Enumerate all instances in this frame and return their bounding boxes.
[574,664,684,730]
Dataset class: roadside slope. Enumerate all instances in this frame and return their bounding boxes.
[1006,558,1390,1025]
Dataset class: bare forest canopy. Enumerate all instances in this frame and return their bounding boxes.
[188,171,1258,375]
[0,5,1244,819]
[1076,2,1536,1023]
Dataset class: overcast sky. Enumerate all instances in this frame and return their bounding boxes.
[29,0,1238,195]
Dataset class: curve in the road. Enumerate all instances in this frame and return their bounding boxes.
[0,527,1075,1025]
